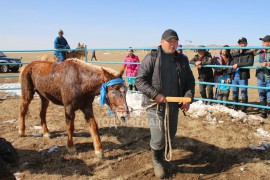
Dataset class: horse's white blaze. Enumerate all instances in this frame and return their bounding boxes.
[120,86,125,93]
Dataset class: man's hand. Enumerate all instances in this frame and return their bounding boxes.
[154,93,166,104]
[227,78,231,84]
[262,62,267,68]
[232,64,238,69]
[179,102,190,112]
[195,61,201,66]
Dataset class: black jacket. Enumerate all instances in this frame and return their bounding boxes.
[189,51,214,81]
[135,46,195,107]
[227,49,254,80]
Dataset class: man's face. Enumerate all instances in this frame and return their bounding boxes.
[198,50,206,57]
[161,37,179,54]
[58,32,64,37]
[262,41,270,47]
[238,42,247,47]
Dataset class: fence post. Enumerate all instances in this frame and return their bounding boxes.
[85,45,88,62]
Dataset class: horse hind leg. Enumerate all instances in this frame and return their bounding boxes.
[18,85,35,137]
[39,95,50,138]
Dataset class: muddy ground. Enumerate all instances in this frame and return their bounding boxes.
[1,51,270,179]
[1,96,270,180]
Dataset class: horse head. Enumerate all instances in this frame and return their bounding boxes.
[101,68,130,122]
[66,42,87,60]
[77,42,85,49]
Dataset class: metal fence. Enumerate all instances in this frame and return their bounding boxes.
[1,46,270,110]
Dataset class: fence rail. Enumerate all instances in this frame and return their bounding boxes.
[1,46,270,110]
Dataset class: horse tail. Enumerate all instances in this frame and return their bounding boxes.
[20,64,35,101]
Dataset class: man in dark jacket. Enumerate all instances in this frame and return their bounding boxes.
[227,37,254,112]
[189,46,214,104]
[135,29,195,178]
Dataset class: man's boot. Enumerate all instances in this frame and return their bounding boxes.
[268,103,270,115]
[151,148,165,179]
[260,101,267,118]
[233,98,238,110]
[241,99,248,113]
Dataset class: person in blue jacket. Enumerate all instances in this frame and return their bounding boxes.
[217,72,231,106]
[54,29,70,62]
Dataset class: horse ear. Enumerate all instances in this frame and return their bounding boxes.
[82,43,84,47]
[78,42,81,46]
[101,67,112,82]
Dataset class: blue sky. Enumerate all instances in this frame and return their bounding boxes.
[0,0,269,50]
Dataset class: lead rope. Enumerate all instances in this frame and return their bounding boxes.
[164,102,172,161]
[145,102,172,161]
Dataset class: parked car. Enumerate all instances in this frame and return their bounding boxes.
[0,52,22,73]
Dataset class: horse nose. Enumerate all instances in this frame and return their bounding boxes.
[120,116,126,123]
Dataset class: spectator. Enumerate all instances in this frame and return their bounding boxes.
[227,37,254,112]
[91,50,97,61]
[54,29,70,62]
[120,49,140,91]
[190,45,214,104]
[177,44,189,59]
[254,35,270,118]
[135,29,195,178]
[212,45,232,99]
[217,71,231,106]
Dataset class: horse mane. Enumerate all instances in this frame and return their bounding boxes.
[65,58,120,77]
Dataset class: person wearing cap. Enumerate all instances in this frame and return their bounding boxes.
[119,49,140,91]
[254,35,270,118]
[54,29,70,62]
[189,45,214,104]
[227,37,254,112]
[136,29,195,178]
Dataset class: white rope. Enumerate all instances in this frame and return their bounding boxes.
[164,102,172,161]
[145,102,173,161]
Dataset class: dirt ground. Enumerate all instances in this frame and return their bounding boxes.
[1,51,270,179]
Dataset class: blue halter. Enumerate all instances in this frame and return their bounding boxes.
[100,78,125,105]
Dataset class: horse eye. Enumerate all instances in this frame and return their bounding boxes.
[111,89,117,94]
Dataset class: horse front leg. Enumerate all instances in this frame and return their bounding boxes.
[65,105,76,154]
[82,107,103,159]
[40,96,50,138]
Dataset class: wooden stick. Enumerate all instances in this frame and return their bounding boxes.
[151,97,192,103]
[166,97,191,103]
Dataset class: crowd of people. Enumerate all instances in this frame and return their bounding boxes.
[188,35,270,119]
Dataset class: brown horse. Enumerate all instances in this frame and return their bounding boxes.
[40,42,87,62]
[18,58,129,158]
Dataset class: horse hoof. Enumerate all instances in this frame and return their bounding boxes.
[43,133,51,139]
[67,146,77,155]
[95,150,104,159]
[18,131,26,137]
